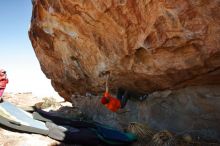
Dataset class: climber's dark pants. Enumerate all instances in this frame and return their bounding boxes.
[116,88,128,108]
[117,88,148,108]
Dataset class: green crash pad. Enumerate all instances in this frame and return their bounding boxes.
[0,101,49,135]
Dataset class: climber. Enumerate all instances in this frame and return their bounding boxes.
[100,73,149,112]
[0,69,9,102]
[101,88,128,112]
[100,74,128,112]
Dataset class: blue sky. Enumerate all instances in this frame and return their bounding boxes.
[0,1,59,97]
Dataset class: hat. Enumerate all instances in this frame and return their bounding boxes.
[0,69,6,74]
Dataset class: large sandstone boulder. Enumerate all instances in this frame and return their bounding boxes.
[29,0,220,99]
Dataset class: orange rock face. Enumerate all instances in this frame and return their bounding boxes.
[29,0,220,99]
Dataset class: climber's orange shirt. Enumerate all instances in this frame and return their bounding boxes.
[105,96,121,112]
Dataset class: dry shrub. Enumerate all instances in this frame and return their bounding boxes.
[151,130,175,146]
[128,122,155,143]
[36,97,61,109]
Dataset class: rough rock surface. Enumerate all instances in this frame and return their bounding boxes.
[72,85,220,142]
[29,0,220,99]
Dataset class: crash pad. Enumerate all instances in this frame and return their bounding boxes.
[0,101,48,135]
[34,108,137,144]
[0,101,137,145]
